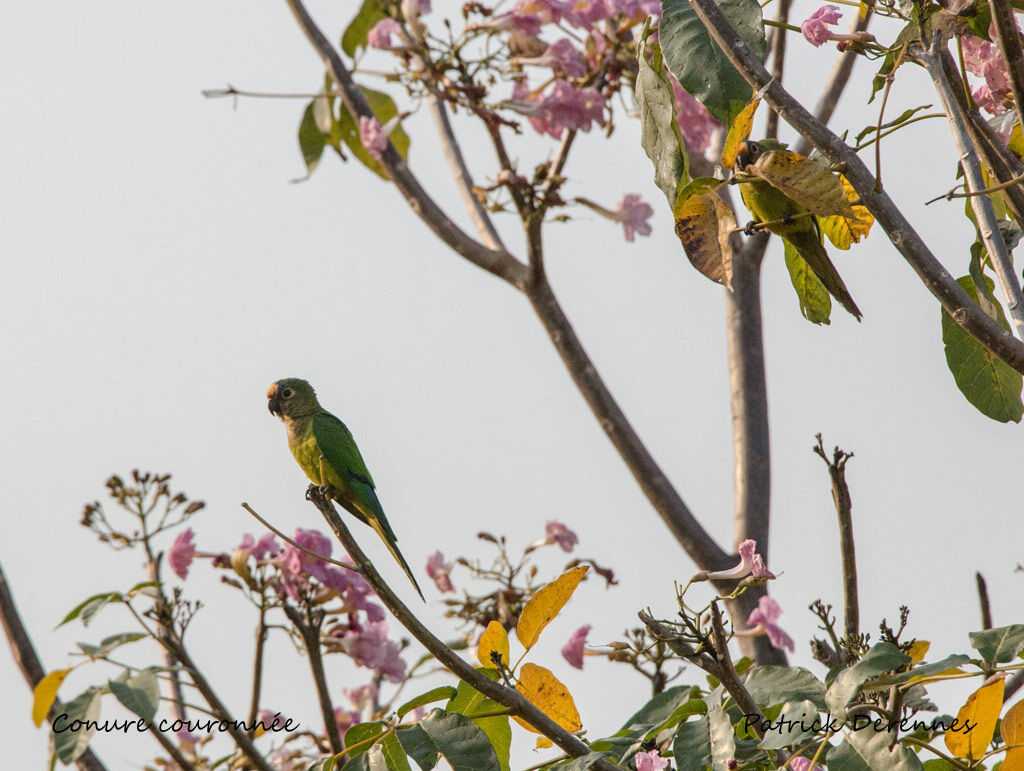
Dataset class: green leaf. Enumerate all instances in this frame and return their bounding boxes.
[743,665,827,710]
[126,580,161,597]
[346,723,384,758]
[705,687,735,770]
[673,716,712,769]
[870,24,918,103]
[446,676,510,771]
[298,99,328,177]
[54,687,102,764]
[380,732,413,771]
[396,724,440,770]
[620,685,696,732]
[108,670,159,723]
[59,592,123,627]
[337,88,410,180]
[637,35,688,206]
[969,624,1024,663]
[660,0,766,126]
[968,242,1003,320]
[757,700,821,750]
[873,655,971,687]
[784,238,832,324]
[552,752,617,769]
[342,0,387,57]
[828,726,924,770]
[826,643,912,719]
[941,275,1023,423]
[399,686,459,719]
[418,708,501,771]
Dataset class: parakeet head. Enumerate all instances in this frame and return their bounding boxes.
[267,378,320,419]
[735,140,761,172]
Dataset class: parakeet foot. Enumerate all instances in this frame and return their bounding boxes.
[743,220,759,236]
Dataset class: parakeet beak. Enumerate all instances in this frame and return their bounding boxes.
[266,383,282,417]
[735,141,753,172]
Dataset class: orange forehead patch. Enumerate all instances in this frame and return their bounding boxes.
[266,383,278,399]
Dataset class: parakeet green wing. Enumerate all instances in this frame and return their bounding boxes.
[311,412,424,600]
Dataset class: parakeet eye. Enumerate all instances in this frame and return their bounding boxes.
[282,388,294,398]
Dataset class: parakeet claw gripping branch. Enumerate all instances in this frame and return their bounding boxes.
[267,378,425,601]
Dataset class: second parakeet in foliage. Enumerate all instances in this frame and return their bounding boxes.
[267,378,424,600]
[735,140,862,320]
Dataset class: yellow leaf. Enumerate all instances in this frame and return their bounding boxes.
[478,620,510,669]
[534,737,554,750]
[513,663,582,734]
[820,175,873,250]
[908,640,930,663]
[1002,699,1024,771]
[33,668,71,727]
[721,98,761,170]
[517,566,588,651]
[746,150,858,220]
[673,186,735,289]
[944,677,1004,760]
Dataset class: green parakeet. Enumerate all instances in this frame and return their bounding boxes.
[267,378,424,600]
[736,140,862,320]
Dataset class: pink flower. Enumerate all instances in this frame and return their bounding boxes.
[425,551,455,593]
[343,682,379,714]
[566,0,614,29]
[359,116,388,160]
[401,0,431,20]
[614,194,654,241]
[745,596,795,653]
[700,539,775,581]
[519,38,587,78]
[176,726,202,746]
[545,521,579,551]
[801,5,842,47]
[963,34,1013,114]
[237,532,279,560]
[515,0,571,24]
[257,709,287,731]
[168,528,195,580]
[482,12,544,35]
[337,621,407,681]
[790,758,824,771]
[561,624,591,668]
[634,749,669,771]
[616,0,662,22]
[334,705,360,737]
[668,74,722,157]
[368,18,402,49]
[508,78,606,138]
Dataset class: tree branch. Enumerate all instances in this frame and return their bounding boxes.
[282,604,342,754]
[303,490,623,771]
[0,559,109,771]
[765,0,793,140]
[812,436,859,644]
[989,0,1024,139]
[524,277,731,569]
[685,0,1024,373]
[282,0,528,289]
[918,41,1024,337]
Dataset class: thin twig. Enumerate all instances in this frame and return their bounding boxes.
[812,435,859,644]
[304,488,623,770]
[282,605,342,754]
[975,572,992,630]
[242,502,360,573]
[685,0,1024,372]
[765,0,793,140]
[246,601,268,735]
[281,0,528,289]
[0,560,110,771]
[918,40,1024,337]
[926,171,1024,205]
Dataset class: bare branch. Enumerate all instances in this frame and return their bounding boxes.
[0,559,110,771]
[282,605,342,754]
[813,436,859,643]
[685,0,1024,373]
[765,0,793,140]
[281,0,528,289]
[918,41,1024,337]
[303,490,623,771]
[989,0,1024,139]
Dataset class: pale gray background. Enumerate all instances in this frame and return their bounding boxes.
[2,1,1021,767]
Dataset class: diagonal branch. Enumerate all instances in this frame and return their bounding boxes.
[282,0,528,289]
[686,0,1024,373]
[303,490,623,771]
[1,560,110,771]
[989,0,1024,139]
[918,41,1024,337]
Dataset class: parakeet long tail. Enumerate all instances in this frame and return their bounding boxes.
[785,229,863,320]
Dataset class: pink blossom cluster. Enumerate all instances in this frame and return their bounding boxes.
[330,619,407,681]
[510,78,607,138]
[667,73,722,157]
[963,34,1014,115]
[801,5,842,47]
[514,0,662,29]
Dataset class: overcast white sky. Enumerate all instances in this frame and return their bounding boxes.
[2,1,1021,768]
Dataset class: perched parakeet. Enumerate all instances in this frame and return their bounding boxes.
[267,378,424,600]
[735,140,862,320]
